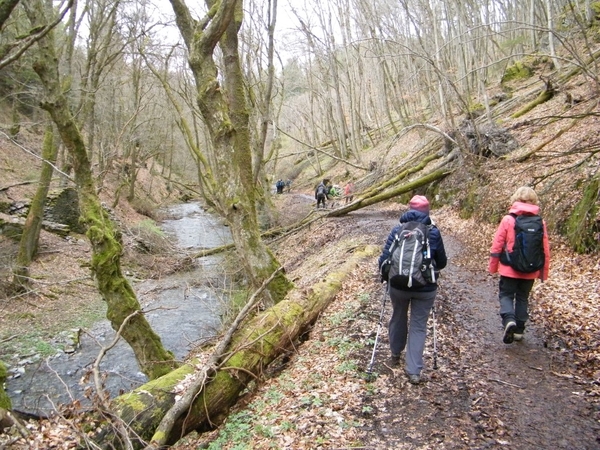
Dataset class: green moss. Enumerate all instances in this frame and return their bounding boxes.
[115,361,196,426]
[269,269,294,304]
[0,390,11,411]
[501,61,534,84]
[566,176,600,254]
[468,103,485,117]
[0,361,11,410]
[511,88,555,119]
[458,183,479,219]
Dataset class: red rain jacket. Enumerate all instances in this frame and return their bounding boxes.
[488,201,551,281]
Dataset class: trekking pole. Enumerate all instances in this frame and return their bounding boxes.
[366,283,388,380]
[432,304,438,370]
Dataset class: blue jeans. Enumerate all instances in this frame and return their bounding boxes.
[498,276,535,332]
[388,286,436,376]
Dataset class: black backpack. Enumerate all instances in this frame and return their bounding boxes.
[381,221,436,289]
[500,213,545,273]
[316,184,325,196]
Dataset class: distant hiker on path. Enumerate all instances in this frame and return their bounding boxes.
[276,179,285,194]
[315,179,329,209]
[378,195,447,384]
[328,184,342,208]
[344,181,354,204]
[488,186,550,344]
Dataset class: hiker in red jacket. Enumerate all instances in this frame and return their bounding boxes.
[343,181,354,204]
[488,186,550,344]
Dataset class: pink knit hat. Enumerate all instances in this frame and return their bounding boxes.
[409,195,430,214]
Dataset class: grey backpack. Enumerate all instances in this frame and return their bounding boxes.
[383,222,435,289]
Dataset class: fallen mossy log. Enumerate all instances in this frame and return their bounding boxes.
[93,244,380,448]
[361,150,445,200]
[511,78,555,119]
[329,167,453,217]
[145,268,285,448]
[514,100,597,162]
[198,163,452,253]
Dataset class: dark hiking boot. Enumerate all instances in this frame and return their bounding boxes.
[390,354,401,366]
[405,370,421,384]
[503,321,517,344]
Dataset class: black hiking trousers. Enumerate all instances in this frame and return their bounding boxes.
[498,275,535,332]
[316,194,326,208]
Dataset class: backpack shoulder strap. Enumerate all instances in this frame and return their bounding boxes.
[381,232,400,269]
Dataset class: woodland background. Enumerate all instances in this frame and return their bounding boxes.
[0,0,599,448]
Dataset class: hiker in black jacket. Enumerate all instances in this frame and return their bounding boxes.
[315,179,329,209]
[378,195,447,384]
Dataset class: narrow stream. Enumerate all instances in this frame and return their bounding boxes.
[7,202,232,417]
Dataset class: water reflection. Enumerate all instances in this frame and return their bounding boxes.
[7,202,232,416]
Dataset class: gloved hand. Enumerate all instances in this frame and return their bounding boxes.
[380,262,390,283]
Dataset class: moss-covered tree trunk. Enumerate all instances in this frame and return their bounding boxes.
[23,0,177,380]
[92,245,379,448]
[12,125,57,289]
[511,79,555,119]
[566,174,600,253]
[0,361,10,410]
[169,0,292,305]
[329,168,453,217]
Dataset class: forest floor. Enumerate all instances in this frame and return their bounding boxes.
[176,192,600,450]
[1,190,600,449]
[2,27,600,448]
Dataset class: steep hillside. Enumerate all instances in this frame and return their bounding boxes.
[0,57,599,448]
[283,66,599,253]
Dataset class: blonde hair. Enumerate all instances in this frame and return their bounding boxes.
[510,186,539,205]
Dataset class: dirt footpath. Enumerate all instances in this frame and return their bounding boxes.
[362,225,600,449]
[270,193,599,449]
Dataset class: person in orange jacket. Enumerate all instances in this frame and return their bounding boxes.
[488,186,550,344]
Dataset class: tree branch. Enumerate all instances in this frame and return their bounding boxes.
[515,100,598,162]
[0,180,36,192]
[0,408,29,439]
[145,267,284,449]
[0,131,74,181]
[276,126,368,170]
[92,310,141,450]
[0,0,74,71]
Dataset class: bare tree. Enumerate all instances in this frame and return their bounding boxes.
[0,0,20,31]
[168,0,293,305]
[0,0,72,70]
[23,0,177,380]
[12,125,58,289]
